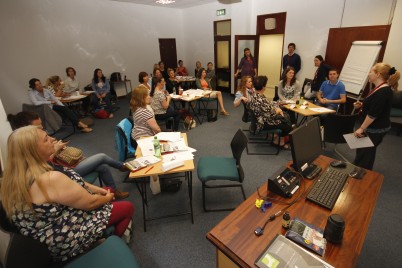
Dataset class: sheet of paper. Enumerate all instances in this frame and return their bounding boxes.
[299,105,307,109]
[155,132,181,141]
[310,107,334,113]
[136,136,154,156]
[162,151,194,162]
[343,133,374,149]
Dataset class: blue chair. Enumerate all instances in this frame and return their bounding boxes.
[197,129,248,212]
[115,118,136,162]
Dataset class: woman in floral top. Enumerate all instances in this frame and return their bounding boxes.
[1,126,134,262]
[247,76,292,149]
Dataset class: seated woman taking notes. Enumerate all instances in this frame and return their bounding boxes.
[196,68,229,116]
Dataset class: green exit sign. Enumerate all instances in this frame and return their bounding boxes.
[216,9,226,16]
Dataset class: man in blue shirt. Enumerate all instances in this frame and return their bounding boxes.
[317,69,346,111]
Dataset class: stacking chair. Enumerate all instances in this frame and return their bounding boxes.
[197,129,248,212]
[197,94,218,123]
[0,202,139,268]
[322,113,359,162]
[246,110,281,155]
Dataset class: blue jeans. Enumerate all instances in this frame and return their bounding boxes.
[74,153,123,189]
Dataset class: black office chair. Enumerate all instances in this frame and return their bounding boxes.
[246,109,281,155]
[197,129,247,212]
[322,113,359,161]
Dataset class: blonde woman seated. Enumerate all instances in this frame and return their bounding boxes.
[130,86,162,194]
[233,75,254,107]
[130,86,161,141]
[278,67,301,102]
[196,68,230,116]
[46,75,69,98]
[1,126,134,262]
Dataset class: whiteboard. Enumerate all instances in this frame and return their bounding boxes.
[339,41,382,95]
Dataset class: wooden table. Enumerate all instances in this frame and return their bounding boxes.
[128,133,195,231]
[171,90,212,124]
[207,155,383,268]
[283,101,336,126]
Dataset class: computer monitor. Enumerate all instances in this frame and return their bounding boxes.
[289,117,322,173]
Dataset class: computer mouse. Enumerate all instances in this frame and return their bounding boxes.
[330,160,347,168]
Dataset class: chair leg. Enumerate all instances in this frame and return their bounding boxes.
[202,182,246,212]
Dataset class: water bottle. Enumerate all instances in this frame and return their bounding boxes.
[173,86,176,95]
[153,136,161,158]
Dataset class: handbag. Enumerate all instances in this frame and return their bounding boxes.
[183,115,196,130]
[54,146,84,168]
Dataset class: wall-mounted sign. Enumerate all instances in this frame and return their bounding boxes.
[216,9,226,16]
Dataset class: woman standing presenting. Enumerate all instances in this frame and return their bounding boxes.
[1,126,134,261]
[234,48,257,78]
[353,63,400,170]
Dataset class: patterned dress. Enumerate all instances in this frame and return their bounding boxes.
[11,166,112,262]
[247,93,282,133]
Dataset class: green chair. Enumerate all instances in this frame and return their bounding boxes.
[246,109,282,155]
[197,129,248,212]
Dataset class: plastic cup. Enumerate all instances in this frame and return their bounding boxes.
[179,88,183,95]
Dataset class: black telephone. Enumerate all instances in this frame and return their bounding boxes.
[268,168,300,198]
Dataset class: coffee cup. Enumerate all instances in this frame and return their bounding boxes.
[179,88,183,95]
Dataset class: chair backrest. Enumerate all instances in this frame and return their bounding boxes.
[0,202,51,268]
[115,118,136,161]
[273,86,279,101]
[230,129,248,182]
[241,102,250,123]
[323,113,359,144]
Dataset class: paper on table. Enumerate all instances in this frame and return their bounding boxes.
[310,107,334,113]
[136,136,154,156]
[299,105,307,109]
[343,133,374,149]
[155,132,181,141]
[162,151,194,162]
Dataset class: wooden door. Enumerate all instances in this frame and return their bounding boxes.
[159,38,177,70]
[214,20,231,93]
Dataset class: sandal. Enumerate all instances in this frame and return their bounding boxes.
[220,111,230,116]
[280,144,291,150]
[80,127,93,133]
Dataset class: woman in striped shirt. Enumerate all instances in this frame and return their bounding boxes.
[130,86,161,141]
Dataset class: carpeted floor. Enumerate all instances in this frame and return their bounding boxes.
[64,93,402,268]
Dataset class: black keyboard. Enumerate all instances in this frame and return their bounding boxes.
[306,167,348,210]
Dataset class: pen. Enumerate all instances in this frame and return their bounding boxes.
[145,166,154,174]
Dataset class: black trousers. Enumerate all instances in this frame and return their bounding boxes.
[155,107,182,131]
[263,121,292,137]
[353,131,387,170]
[53,105,79,126]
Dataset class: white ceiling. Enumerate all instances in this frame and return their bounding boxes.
[111,0,240,9]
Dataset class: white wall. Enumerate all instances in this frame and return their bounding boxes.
[0,0,184,114]
[182,0,396,92]
[0,0,399,118]
[384,0,402,68]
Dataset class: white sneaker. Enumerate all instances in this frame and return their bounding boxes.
[122,220,133,244]
[150,175,161,195]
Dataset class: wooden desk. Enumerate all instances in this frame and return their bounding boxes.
[128,133,195,231]
[283,101,336,126]
[207,155,383,268]
[171,90,212,124]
